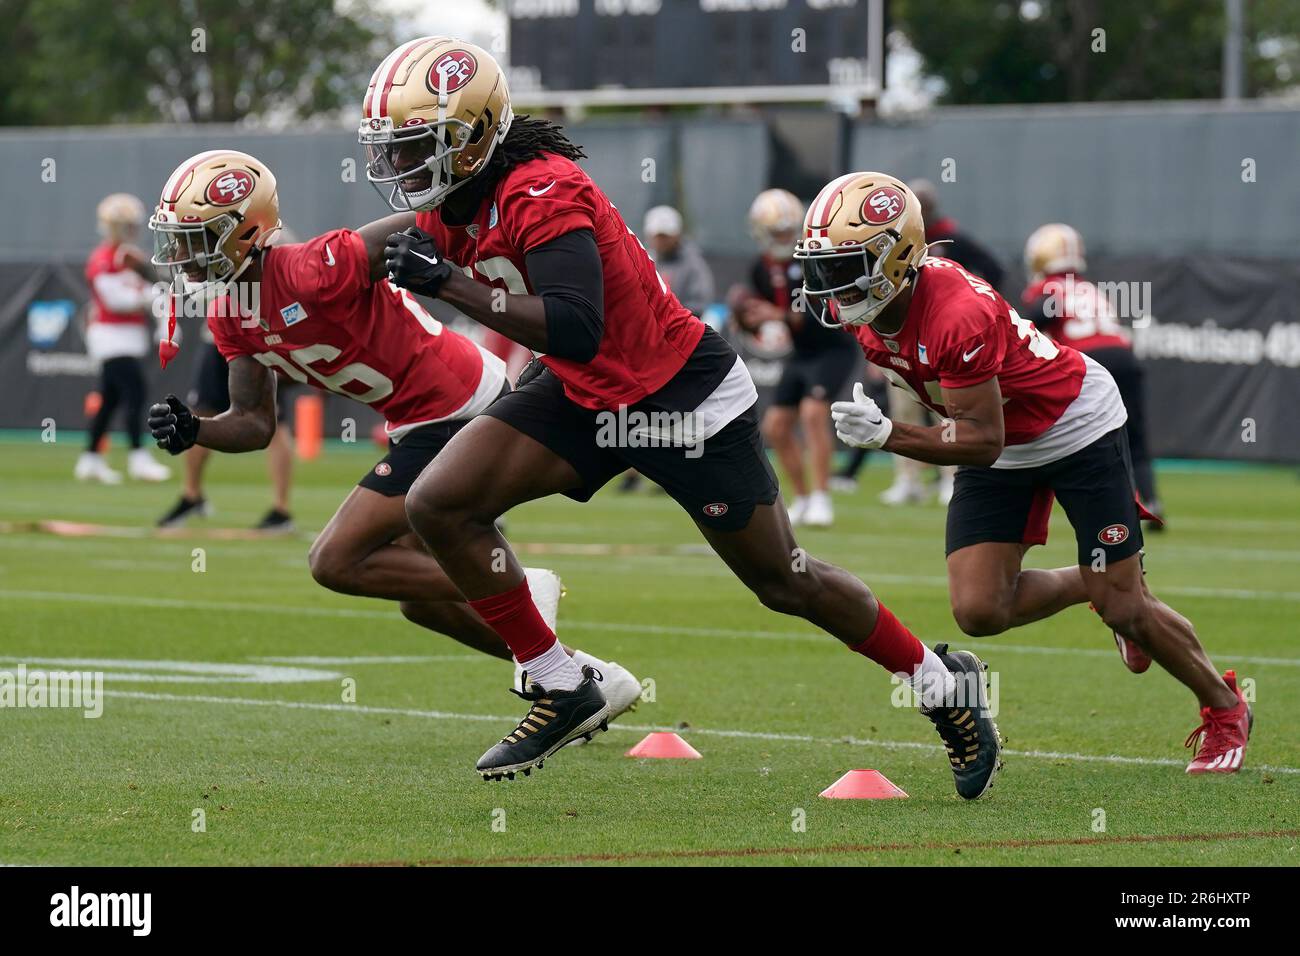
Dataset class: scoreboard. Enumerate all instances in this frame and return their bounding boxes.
[506,0,886,103]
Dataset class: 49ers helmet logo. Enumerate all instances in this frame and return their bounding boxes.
[427,51,478,94]
[1098,523,1130,545]
[204,169,255,206]
[861,185,906,225]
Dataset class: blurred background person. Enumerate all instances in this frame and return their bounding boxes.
[873,179,1008,507]
[739,189,856,526]
[155,228,301,532]
[644,205,715,318]
[1021,222,1164,523]
[75,193,171,485]
[912,178,1005,291]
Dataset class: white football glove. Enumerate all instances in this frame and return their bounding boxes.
[830,382,894,449]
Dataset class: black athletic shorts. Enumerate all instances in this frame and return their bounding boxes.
[358,418,474,497]
[484,364,779,533]
[771,346,858,407]
[190,343,294,424]
[945,426,1145,567]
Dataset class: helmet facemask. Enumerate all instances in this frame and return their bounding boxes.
[359,108,511,213]
[799,230,912,329]
[148,210,262,304]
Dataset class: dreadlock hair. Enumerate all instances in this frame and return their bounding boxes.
[441,116,588,225]
[483,115,586,189]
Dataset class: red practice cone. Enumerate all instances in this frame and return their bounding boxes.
[819,769,908,799]
[625,732,702,759]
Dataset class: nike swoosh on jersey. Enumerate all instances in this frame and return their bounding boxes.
[324,243,335,267]
[962,343,986,362]
[529,181,557,197]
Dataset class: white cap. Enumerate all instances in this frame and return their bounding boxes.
[644,205,683,238]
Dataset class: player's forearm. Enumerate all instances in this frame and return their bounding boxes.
[883,419,1003,467]
[196,410,275,453]
[437,272,551,353]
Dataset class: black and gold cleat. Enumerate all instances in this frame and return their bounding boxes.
[921,643,1003,800]
[476,666,610,781]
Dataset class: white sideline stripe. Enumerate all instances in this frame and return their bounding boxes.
[100,689,1300,776]
[4,589,1300,668]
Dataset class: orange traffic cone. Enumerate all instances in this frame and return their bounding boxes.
[625,732,702,759]
[295,393,324,460]
[819,769,908,799]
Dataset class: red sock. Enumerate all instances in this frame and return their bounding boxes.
[850,603,924,675]
[467,578,556,663]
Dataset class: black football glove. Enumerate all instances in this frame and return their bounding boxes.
[148,394,200,456]
[384,227,453,296]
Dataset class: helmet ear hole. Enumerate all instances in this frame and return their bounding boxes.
[469,119,485,145]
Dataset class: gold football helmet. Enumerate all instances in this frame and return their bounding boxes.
[794,172,928,328]
[97,193,145,243]
[1024,222,1087,282]
[358,36,514,211]
[148,149,281,287]
[748,189,804,257]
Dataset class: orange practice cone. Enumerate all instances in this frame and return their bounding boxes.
[625,732,702,759]
[819,769,908,799]
[295,394,324,460]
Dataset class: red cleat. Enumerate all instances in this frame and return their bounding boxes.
[1089,602,1151,673]
[1112,630,1152,674]
[1185,671,1253,774]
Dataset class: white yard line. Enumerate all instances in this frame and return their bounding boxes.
[4,588,1300,667]
[100,688,1300,776]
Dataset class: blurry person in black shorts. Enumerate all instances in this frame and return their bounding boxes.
[157,338,298,531]
[1021,222,1163,524]
[77,193,172,485]
[145,148,640,713]
[740,189,857,527]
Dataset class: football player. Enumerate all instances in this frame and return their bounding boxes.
[741,189,858,527]
[1021,223,1163,523]
[362,37,1001,795]
[78,193,172,485]
[144,148,641,715]
[812,173,1250,774]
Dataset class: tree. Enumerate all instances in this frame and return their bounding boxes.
[893,0,1300,104]
[1,0,396,125]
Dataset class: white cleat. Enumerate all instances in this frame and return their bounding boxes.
[935,472,955,507]
[74,451,122,485]
[522,567,563,633]
[879,479,926,506]
[802,490,834,527]
[787,495,809,526]
[127,448,172,482]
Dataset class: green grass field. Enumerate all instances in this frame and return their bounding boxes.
[1,434,1297,866]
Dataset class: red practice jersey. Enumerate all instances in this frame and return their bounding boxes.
[416,154,704,410]
[85,242,149,326]
[852,257,1126,468]
[1022,274,1132,353]
[208,229,502,439]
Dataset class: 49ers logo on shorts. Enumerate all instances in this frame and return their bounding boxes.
[205,169,255,206]
[1098,523,1130,545]
[861,186,906,225]
[374,462,393,477]
[702,502,729,518]
[427,51,478,94]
